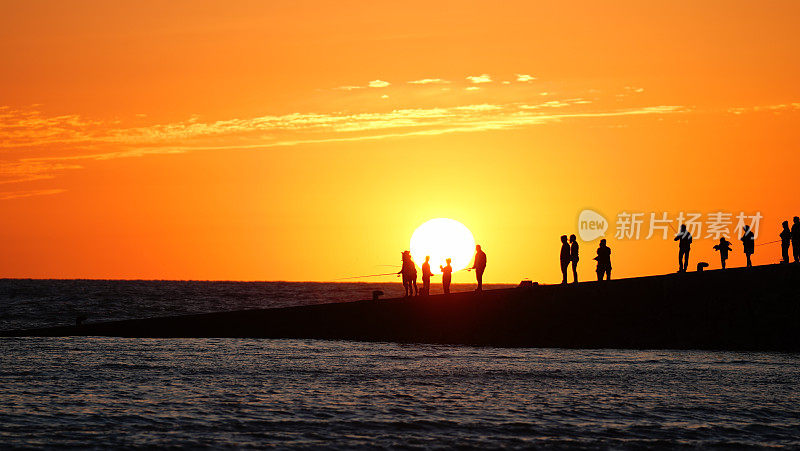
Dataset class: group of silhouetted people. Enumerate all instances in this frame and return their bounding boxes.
[780,216,800,264]
[675,224,757,272]
[394,216,800,297]
[559,235,612,283]
[676,218,800,272]
[559,235,580,284]
[396,245,486,297]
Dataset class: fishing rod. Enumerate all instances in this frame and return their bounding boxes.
[338,263,472,280]
[335,272,400,281]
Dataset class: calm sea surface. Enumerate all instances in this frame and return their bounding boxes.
[1,280,799,448]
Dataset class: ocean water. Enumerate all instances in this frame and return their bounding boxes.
[1,280,800,448]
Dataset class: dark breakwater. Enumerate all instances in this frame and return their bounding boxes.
[4,264,800,351]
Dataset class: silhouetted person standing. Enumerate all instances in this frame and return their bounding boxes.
[440,258,452,294]
[792,216,800,263]
[674,224,693,272]
[397,251,417,297]
[560,235,570,284]
[421,256,433,296]
[594,239,612,281]
[741,225,755,268]
[713,237,733,269]
[780,221,792,264]
[409,254,418,295]
[472,245,487,292]
[569,234,579,283]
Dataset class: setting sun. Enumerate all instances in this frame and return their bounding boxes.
[410,218,476,274]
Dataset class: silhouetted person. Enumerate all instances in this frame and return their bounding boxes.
[421,256,433,296]
[741,225,755,268]
[409,255,418,295]
[472,245,487,292]
[397,251,417,297]
[674,224,693,272]
[440,258,452,294]
[780,221,792,264]
[793,216,800,263]
[560,235,570,284]
[713,237,733,269]
[594,239,612,281]
[569,234,579,283]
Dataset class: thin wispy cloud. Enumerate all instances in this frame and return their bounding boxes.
[0,98,689,192]
[516,74,536,82]
[466,74,492,84]
[408,78,450,85]
[728,103,800,115]
[368,80,390,88]
[0,188,66,200]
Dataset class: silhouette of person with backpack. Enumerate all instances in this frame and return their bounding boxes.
[713,237,733,269]
[741,225,755,268]
[560,235,571,284]
[594,239,612,281]
[792,216,800,263]
[472,245,487,292]
[440,258,453,294]
[780,221,792,264]
[674,224,693,272]
[421,255,433,295]
[569,234,579,284]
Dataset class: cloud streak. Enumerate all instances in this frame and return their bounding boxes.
[408,78,450,85]
[0,188,66,200]
[0,100,688,191]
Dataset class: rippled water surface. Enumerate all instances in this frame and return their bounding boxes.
[2,339,800,448]
[1,280,799,448]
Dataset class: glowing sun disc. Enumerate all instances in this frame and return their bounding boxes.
[410,218,476,274]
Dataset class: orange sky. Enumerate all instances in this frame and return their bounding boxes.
[1,1,799,283]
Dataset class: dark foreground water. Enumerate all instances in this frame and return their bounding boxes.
[1,280,799,448]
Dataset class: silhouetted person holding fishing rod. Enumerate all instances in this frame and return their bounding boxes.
[472,245,487,292]
[713,237,733,269]
[792,216,800,263]
[741,225,755,268]
[560,235,571,284]
[674,224,693,273]
[397,251,418,297]
[594,239,612,281]
[780,221,792,264]
[440,258,453,294]
[569,234,579,283]
[421,256,433,296]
